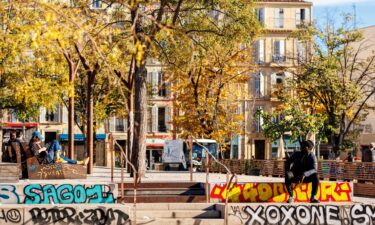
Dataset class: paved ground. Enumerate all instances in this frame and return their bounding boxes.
[16,166,375,204]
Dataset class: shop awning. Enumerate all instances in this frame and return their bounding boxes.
[146,138,165,147]
[59,134,106,141]
[2,123,38,128]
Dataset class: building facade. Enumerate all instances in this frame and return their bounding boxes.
[241,0,313,160]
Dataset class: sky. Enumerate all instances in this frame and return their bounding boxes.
[311,0,375,28]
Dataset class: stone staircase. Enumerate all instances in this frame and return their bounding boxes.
[131,203,224,225]
[117,182,207,203]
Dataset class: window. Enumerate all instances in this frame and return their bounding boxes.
[158,72,167,97]
[273,40,285,63]
[297,41,307,64]
[147,106,170,133]
[254,106,264,133]
[115,118,125,132]
[254,72,264,98]
[148,71,168,98]
[92,0,100,8]
[158,107,167,132]
[256,8,265,24]
[296,8,310,26]
[45,105,60,122]
[274,8,284,28]
[254,40,265,64]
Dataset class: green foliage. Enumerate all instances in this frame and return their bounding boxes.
[258,98,326,143]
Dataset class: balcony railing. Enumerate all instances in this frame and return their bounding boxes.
[272,55,286,63]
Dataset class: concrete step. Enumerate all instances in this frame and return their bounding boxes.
[117,182,203,189]
[120,188,205,196]
[136,210,221,219]
[118,195,207,203]
[135,218,224,225]
[133,203,215,210]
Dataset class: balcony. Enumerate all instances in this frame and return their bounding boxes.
[272,55,286,64]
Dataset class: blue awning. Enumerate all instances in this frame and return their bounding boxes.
[59,134,106,141]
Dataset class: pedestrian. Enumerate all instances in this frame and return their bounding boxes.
[46,140,89,165]
[285,140,319,203]
[29,131,48,164]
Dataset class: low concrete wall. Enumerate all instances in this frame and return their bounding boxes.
[216,203,374,225]
[0,182,117,204]
[210,182,352,203]
[0,204,130,225]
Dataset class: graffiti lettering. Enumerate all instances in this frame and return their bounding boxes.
[0,185,20,204]
[229,205,375,225]
[0,209,22,224]
[211,182,351,203]
[24,184,115,204]
[29,207,129,225]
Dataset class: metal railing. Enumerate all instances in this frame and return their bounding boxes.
[192,137,237,225]
[114,140,139,225]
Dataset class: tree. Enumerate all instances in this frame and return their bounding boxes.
[291,16,375,152]
[29,0,129,172]
[0,1,70,154]
[98,0,262,178]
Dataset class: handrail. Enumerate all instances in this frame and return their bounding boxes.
[114,141,139,225]
[192,137,237,225]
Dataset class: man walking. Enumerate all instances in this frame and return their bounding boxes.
[285,140,320,203]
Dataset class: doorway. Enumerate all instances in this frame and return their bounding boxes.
[255,140,265,160]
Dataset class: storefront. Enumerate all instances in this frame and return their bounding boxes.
[59,134,106,166]
[146,135,171,170]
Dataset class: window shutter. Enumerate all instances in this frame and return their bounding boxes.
[296,9,301,25]
[258,8,264,24]
[254,73,259,97]
[40,107,46,123]
[305,8,310,22]
[165,107,171,131]
[274,40,280,56]
[152,72,159,96]
[109,117,115,132]
[271,73,277,87]
[152,105,158,132]
[62,105,68,124]
[259,40,265,63]
[259,72,265,97]
[124,118,128,132]
[253,41,259,62]
[280,40,285,57]
[274,8,279,28]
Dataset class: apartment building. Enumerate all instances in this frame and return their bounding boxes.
[240,0,313,160]
[352,26,375,148]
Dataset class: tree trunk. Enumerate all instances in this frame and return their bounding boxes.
[0,126,2,161]
[127,91,134,174]
[132,65,147,180]
[68,95,75,159]
[87,72,95,174]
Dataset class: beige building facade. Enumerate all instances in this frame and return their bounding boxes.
[240,0,313,160]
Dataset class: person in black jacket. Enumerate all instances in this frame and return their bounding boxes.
[285,140,319,203]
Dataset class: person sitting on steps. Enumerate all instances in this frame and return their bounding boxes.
[46,140,89,165]
[29,131,48,164]
[285,140,320,203]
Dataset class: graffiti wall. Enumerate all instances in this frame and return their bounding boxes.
[0,183,117,204]
[220,204,375,225]
[210,182,352,203]
[0,205,130,225]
